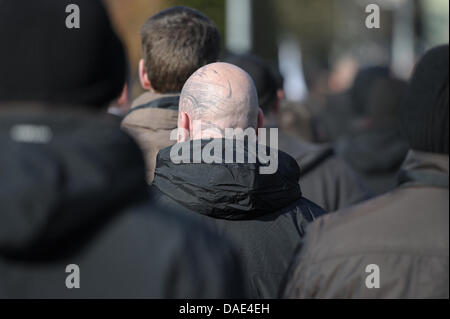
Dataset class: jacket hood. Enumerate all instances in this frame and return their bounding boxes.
[0,103,148,260]
[398,150,449,189]
[337,127,409,174]
[153,139,302,220]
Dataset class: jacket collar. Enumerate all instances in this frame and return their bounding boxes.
[129,92,179,115]
[398,150,449,189]
[122,92,179,132]
[153,139,302,220]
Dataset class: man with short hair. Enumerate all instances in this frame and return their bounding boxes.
[122,6,221,183]
[227,54,369,211]
[283,45,449,299]
[150,62,327,298]
[0,0,243,298]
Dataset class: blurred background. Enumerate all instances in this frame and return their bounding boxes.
[104,0,449,98]
[104,0,448,197]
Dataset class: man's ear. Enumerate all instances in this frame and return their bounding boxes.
[139,59,152,91]
[177,112,191,143]
[257,108,264,130]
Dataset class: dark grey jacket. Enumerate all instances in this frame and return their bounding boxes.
[277,132,370,212]
[283,150,449,299]
[336,126,409,196]
[150,139,327,298]
[0,104,244,298]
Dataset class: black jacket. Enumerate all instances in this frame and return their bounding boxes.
[151,139,327,298]
[0,104,244,298]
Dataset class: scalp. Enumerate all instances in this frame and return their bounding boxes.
[180,62,259,129]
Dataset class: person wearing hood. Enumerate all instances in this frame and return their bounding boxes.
[335,67,410,196]
[150,62,327,298]
[283,45,449,299]
[0,0,244,298]
[121,6,221,184]
[226,54,370,212]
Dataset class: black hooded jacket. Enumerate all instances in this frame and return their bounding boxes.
[150,139,327,298]
[336,126,409,196]
[0,104,244,298]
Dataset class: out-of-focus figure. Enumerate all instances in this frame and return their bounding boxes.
[227,54,369,211]
[0,0,244,298]
[283,45,449,299]
[335,69,410,196]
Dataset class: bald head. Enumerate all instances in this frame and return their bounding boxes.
[178,62,260,140]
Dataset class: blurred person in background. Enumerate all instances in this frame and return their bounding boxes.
[283,45,449,299]
[227,54,369,212]
[149,62,327,298]
[0,0,244,298]
[121,6,221,184]
[335,68,409,196]
[308,56,360,143]
[279,60,330,144]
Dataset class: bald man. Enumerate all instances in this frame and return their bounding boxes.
[150,63,327,298]
[177,63,262,140]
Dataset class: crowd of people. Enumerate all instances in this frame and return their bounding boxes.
[0,0,448,299]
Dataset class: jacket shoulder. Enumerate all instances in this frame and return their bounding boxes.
[303,185,449,259]
[284,186,449,298]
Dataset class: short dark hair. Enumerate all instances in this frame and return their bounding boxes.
[350,66,390,115]
[226,54,280,114]
[141,6,221,93]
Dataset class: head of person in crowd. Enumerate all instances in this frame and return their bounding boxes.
[123,6,222,184]
[335,70,409,196]
[400,44,449,155]
[225,54,282,123]
[177,62,263,141]
[0,0,126,109]
[365,77,408,127]
[139,6,221,94]
[328,55,359,94]
[302,60,330,104]
[350,66,390,117]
